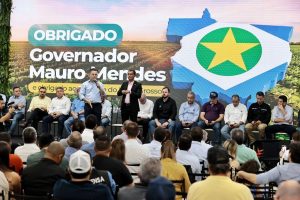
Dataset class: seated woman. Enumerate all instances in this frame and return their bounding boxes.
[160,140,191,200]
[223,139,240,170]
[0,141,21,195]
[110,139,126,164]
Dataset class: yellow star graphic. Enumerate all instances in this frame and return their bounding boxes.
[201,28,259,71]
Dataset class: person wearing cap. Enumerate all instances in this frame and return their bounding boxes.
[221,94,247,141]
[187,146,253,200]
[64,87,85,136]
[198,91,225,145]
[22,141,66,196]
[53,150,113,200]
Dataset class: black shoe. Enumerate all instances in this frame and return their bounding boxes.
[19,122,29,128]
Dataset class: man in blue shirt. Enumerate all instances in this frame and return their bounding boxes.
[175,91,200,140]
[7,86,26,135]
[64,87,85,136]
[79,68,105,126]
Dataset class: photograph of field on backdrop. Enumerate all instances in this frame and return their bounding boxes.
[9,41,300,120]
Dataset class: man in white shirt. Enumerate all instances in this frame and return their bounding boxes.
[101,95,112,127]
[143,127,166,159]
[42,87,71,138]
[125,122,150,174]
[176,133,202,175]
[81,114,98,143]
[137,93,154,143]
[265,95,296,139]
[221,95,247,141]
[189,127,212,164]
[14,127,40,162]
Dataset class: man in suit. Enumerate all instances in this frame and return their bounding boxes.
[117,69,142,123]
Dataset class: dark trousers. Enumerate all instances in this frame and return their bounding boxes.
[175,121,198,141]
[265,124,296,139]
[27,108,48,130]
[121,104,137,123]
[137,118,150,142]
[42,114,69,137]
[84,103,102,126]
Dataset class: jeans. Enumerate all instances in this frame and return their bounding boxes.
[198,120,221,145]
[148,119,175,137]
[8,112,24,135]
[64,115,85,136]
[101,117,110,127]
[175,121,198,141]
[42,114,69,137]
[221,124,245,141]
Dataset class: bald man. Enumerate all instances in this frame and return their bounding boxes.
[65,131,82,160]
[274,180,300,200]
[22,141,66,196]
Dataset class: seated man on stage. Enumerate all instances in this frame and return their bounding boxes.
[148,87,177,136]
[221,94,247,141]
[7,86,26,135]
[64,87,85,136]
[42,87,71,138]
[137,93,154,143]
[101,95,112,127]
[245,91,271,144]
[265,95,296,139]
[198,92,225,145]
[175,91,200,140]
[0,96,15,132]
[21,86,51,130]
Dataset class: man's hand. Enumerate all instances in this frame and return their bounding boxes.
[156,121,162,127]
[162,122,169,128]
[8,107,15,114]
[210,120,216,125]
[85,99,93,108]
[204,119,209,125]
[251,121,256,125]
[256,120,261,125]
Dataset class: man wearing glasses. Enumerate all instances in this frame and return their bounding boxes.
[21,86,51,130]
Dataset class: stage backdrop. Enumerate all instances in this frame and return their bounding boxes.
[10,0,300,118]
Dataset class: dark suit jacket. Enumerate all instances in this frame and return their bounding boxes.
[117,81,142,112]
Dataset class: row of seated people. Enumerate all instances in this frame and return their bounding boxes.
[1,86,299,145]
[0,118,300,199]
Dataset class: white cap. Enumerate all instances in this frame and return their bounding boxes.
[69,150,91,174]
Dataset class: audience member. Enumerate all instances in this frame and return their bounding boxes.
[53,150,113,200]
[110,139,126,163]
[81,114,98,143]
[143,127,166,159]
[223,139,240,169]
[22,141,66,196]
[71,119,85,133]
[145,176,176,200]
[14,127,40,162]
[187,146,253,200]
[93,135,133,188]
[118,158,161,200]
[101,95,112,127]
[64,131,82,160]
[274,180,300,200]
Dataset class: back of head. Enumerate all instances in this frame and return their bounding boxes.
[85,114,97,129]
[139,158,161,184]
[154,127,166,143]
[69,150,91,180]
[240,159,260,173]
[22,127,37,144]
[94,135,111,152]
[161,140,176,160]
[0,132,11,145]
[207,146,230,175]
[110,139,125,162]
[275,180,300,200]
[67,131,82,149]
[231,128,244,145]
[190,127,203,142]
[71,119,85,133]
[121,120,132,133]
[289,143,300,163]
[45,141,65,160]
[145,176,175,200]
[0,141,10,169]
[178,133,192,151]
[126,122,139,138]
[93,126,107,141]
[292,131,300,142]
[223,139,238,158]
[38,134,54,149]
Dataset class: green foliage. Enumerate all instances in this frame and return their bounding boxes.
[0,0,12,94]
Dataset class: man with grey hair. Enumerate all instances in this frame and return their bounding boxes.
[14,127,40,162]
[64,131,82,160]
[175,91,200,140]
[118,158,161,200]
[274,180,300,200]
[231,128,260,166]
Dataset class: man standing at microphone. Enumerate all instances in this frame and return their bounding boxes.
[117,69,142,123]
[80,68,105,126]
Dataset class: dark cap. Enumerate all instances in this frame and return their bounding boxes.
[210,91,218,99]
[145,176,175,200]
